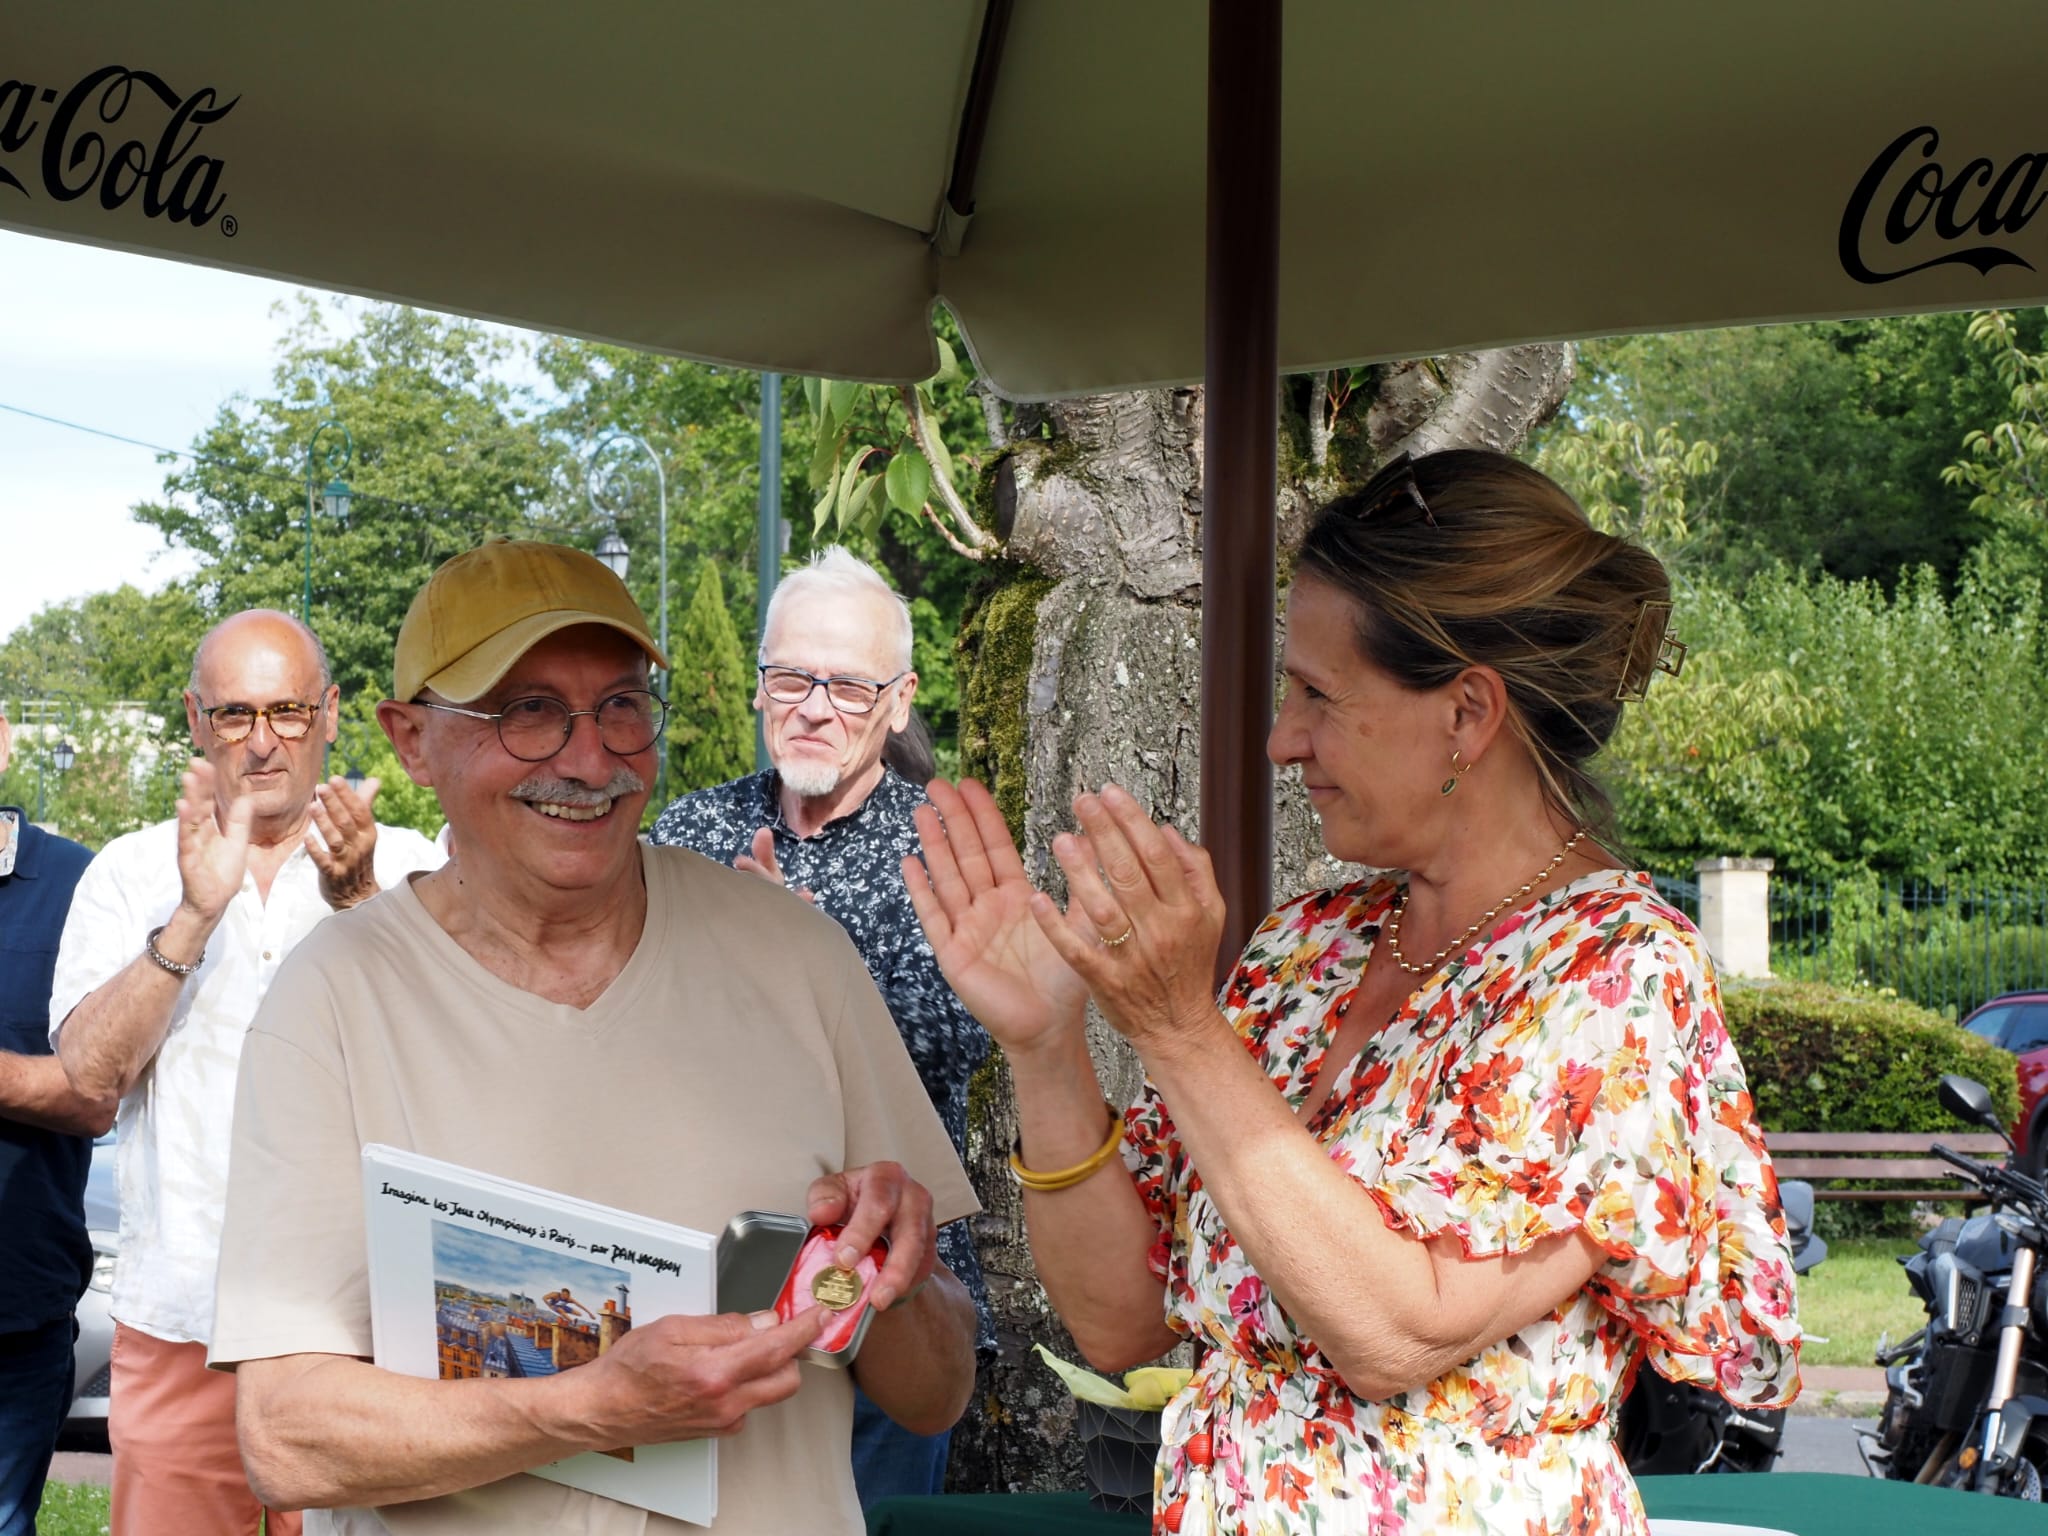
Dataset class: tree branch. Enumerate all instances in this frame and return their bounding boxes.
[900,385,996,554]
[1307,371,1332,470]
[918,500,988,561]
[971,379,1010,451]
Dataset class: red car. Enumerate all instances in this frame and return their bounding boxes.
[1959,991,2048,1175]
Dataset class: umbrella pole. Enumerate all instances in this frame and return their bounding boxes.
[1202,0,1281,985]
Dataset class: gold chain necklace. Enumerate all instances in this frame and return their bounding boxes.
[1383,829,1590,977]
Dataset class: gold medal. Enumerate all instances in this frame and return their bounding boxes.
[810,1265,861,1311]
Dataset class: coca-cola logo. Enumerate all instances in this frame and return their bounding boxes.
[1840,126,2044,284]
[0,65,238,234]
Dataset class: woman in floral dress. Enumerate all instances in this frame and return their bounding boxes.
[905,448,1800,1535]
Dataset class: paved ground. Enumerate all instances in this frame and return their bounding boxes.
[1779,1415,1880,1476]
[48,1450,110,1487]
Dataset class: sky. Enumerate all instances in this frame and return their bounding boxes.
[432,1220,628,1306]
[0,228,550,643]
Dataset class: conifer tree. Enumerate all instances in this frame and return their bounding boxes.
[665,559,755,794]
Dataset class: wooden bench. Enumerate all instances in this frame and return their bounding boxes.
[1767,1132,2009,1200]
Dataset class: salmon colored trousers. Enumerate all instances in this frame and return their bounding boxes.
[109,1322,304,1536]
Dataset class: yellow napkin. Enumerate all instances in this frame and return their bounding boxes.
[1034,1344,1192,1410]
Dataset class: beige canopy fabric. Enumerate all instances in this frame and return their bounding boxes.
[8,2,2048,400]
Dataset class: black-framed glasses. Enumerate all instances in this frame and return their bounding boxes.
[414,689,668,763]
[1349,451,1437,527]
[197,700,322,742]
[757,665,907,716]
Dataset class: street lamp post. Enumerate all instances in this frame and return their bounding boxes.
[585,432,669,798]
[756,373,783,771]
[20,692,78,825]
[304,419,355,626]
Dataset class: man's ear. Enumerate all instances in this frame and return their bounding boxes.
[182,690,204,749]
[375,700,437,787]
[321,684,342,746]
[888,673,919,732]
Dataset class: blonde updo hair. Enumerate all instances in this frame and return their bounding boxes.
[1294,448,1672,834]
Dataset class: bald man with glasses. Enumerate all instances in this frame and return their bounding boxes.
[48,609,442,1536]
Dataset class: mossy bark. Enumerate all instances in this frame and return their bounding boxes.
[945,349,1573,1495]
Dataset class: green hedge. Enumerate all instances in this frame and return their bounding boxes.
[1724,979,2021,1134]
[1724,979,2023,1237]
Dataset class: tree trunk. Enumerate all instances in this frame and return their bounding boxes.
[947,347,1573,1494]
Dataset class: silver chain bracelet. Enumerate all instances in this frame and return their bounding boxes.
[144,925,204,978]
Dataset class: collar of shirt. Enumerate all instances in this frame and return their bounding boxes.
[759,767,917,842]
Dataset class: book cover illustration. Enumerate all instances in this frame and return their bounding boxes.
[361,1144,719,1524]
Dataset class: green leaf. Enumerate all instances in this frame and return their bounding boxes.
[924,428,955,493]
[810,481,836,535]
[827,379,859,427]
[801,376,822,418]
[840,472,881,531]
[932,335,960,385]
[885,450,930,516]
[833,450,871,529]
[805,420,841,489]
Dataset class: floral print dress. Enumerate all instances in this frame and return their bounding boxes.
[1118,870,1801,1536]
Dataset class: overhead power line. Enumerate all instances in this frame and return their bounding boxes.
[0,398,579,536]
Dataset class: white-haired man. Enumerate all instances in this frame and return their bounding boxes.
[650,547,991,1509]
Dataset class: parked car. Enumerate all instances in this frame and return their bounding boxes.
[64,1131,116,1445]
[1958,991,2048,1174]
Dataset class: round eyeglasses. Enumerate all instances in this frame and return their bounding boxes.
[413,690,668,763]
[757,665,907,716]
[198,701,321,742]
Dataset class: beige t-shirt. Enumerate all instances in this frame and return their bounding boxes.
[210,844,979,1536]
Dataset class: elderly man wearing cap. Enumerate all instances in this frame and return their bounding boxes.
[210,539,979,1536]
[49,610,442,1536]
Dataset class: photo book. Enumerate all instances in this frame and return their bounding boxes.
[361,1144,720,1525]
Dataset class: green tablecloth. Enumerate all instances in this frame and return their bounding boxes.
[867,1474,2044,1535]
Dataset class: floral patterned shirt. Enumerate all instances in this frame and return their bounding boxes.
[650,768,994,1354]
[1120,870,1800,1536]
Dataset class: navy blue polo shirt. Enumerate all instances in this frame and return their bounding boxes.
[0,807,96,1332]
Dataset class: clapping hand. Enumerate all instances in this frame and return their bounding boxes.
[734,827,815,903]
[1029,784,1228,1053]
[308,775,383,910]
[902,779,1092,1054]
[174,760,254,925]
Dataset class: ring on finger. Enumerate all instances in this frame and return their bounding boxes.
[1098,922,1135,947]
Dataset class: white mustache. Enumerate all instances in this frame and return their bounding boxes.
[511,769,645,807]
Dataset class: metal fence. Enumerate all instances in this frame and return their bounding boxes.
[1768,875,2048,1021]
[1649,873,1701,926]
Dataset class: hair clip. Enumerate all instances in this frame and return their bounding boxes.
[1616,599,1686,703]
[1351,452,1437,527]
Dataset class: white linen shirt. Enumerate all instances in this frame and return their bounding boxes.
[49,816,443,1345]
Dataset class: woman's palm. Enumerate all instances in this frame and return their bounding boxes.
[930,867,1088,1047]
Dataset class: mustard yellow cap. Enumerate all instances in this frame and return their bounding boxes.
[393,537,668,703]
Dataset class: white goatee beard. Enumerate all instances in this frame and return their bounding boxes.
[776,758,842,798]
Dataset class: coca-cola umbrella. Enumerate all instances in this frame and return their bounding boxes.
[6,1,2048,954]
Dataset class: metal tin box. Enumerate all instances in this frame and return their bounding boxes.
[717,1210,810,1316]
[716,1212,887,1369]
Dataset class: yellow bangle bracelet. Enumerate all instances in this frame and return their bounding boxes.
[1009,1101,1124,1192]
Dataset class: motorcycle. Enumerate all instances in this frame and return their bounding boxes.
[1618,1178,1827,1475]
[1860,1073,2048,1499]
